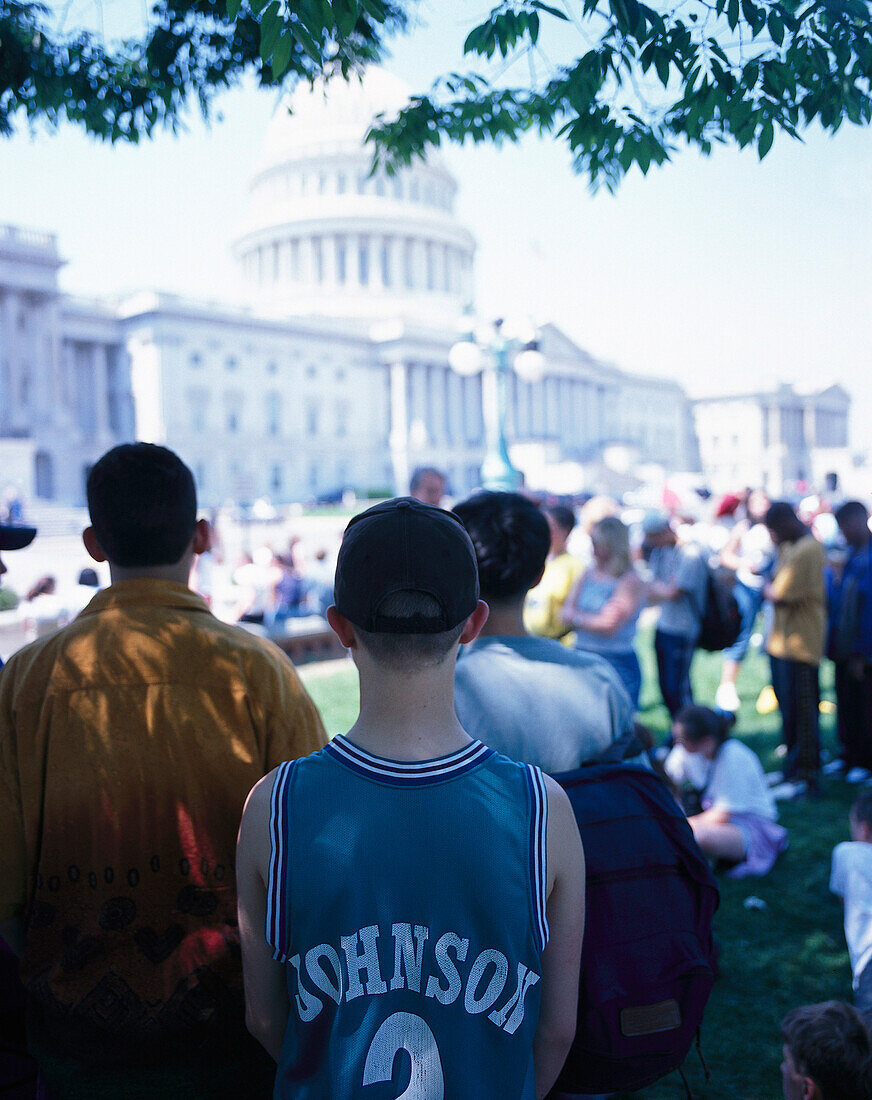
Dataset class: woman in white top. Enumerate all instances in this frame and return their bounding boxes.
[666,705,788,877]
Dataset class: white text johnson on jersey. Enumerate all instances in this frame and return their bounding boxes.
[283,922,541,1033]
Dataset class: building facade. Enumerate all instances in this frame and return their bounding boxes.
[1,70,697,507]
[693,383,851,495]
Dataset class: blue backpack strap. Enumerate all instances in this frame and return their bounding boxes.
[524,764,550,954]
[266,760,297,963]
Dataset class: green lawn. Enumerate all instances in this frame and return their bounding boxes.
[299,634,855,1099]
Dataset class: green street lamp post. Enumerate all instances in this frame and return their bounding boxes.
[449,319,546,491]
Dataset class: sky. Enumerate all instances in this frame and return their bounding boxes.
[1,0,871,442]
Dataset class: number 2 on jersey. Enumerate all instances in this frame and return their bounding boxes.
[363,1011,445,1099]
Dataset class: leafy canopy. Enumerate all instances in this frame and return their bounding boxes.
[0,0,404,142]
[1,0,870,187]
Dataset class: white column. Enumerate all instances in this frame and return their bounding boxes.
[389,237,403,291]
[388,360,410,495]
[372,235,385,291]
[92,343,112,441]
[2,291,21,431]
[300,237,313,286]
[323,234,336,287]
[413,239,427,291]
[346,233,360,289]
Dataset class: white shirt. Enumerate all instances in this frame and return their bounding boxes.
[830,841,872,986]
[665,739,777,820]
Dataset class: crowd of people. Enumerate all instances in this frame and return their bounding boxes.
[1,446,871,1098]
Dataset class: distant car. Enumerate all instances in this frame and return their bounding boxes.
[313,486,355,506]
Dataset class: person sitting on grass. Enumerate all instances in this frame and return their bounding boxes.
[830,791,872,1019]
[780,1000,872,1100]
[665,704,788,877]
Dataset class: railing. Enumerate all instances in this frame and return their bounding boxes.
[0,224,58,252]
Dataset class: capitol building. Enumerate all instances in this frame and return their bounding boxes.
[0,69,700,507]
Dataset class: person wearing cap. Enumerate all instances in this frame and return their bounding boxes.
[0,443,326,1098]
[0,521,37,667]
[452,492,636,771]
[644,510,709,719]
[237,497,585,1099]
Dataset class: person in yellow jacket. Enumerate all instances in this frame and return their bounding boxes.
[524,503,583,645]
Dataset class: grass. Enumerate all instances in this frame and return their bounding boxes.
[299,630,855,1099]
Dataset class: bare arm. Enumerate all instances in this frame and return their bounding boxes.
[564,574,644,637]
[718,521,748,572]
[534,777,586,1099]
[688,807,731,827]
[560,572,586,629]
[237,772,290,1061]
[647,578,681,604]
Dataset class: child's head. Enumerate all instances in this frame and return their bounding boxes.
[672,706,736,758]
[330,497,485,672]
[780,1000,872,1100]
[849,792,872,844]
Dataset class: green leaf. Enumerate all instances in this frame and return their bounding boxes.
[293,21,322,63]
[530,1,569,20]
[271,32,293,76]
[758,116,774,157]
[249,0,270,14]
[727,0,740,29]
[226,0,243,20]
[259,3,282,62]
[767,10,785,45]
[741,0,759,31]
[655,51,670,86]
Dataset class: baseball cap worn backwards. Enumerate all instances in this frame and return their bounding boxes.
[334,497,479,634]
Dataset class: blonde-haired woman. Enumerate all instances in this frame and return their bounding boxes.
[562,515,647,708]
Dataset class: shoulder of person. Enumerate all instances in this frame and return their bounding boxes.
[832,840,872,875]
[797,534,825,559]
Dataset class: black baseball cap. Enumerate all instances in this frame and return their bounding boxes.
[0,524,37,551]
[334,497,479,634]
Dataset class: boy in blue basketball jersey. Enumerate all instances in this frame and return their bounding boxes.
[237,497,585,1098]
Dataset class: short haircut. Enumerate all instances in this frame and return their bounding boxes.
[453,491,550,603]
[674,705,736,746]
[354,590,464,670]
[836,500,869,526]
[545,503,576,534]
[409,466,447,493]
[851,791,872,830]
[781,1001,872,1100]
[86,443,197,568]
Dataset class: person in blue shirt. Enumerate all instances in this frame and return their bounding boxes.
[827,501,872,782]
[452,491,635,774]
[237,497,586,1099]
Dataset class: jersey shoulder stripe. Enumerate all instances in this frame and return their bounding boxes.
[266,760,296,963]
[524,764,549,954]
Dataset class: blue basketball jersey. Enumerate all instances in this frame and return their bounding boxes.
[266,736,549,1099]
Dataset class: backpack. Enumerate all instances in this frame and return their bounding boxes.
[553,763,719,1095]
[696,564,741,652]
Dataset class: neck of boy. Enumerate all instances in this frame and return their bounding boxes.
[108,555,195,587]
[347,657,472,762]
[475,598,527,639]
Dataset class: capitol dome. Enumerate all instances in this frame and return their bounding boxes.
[234,68,476,324]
